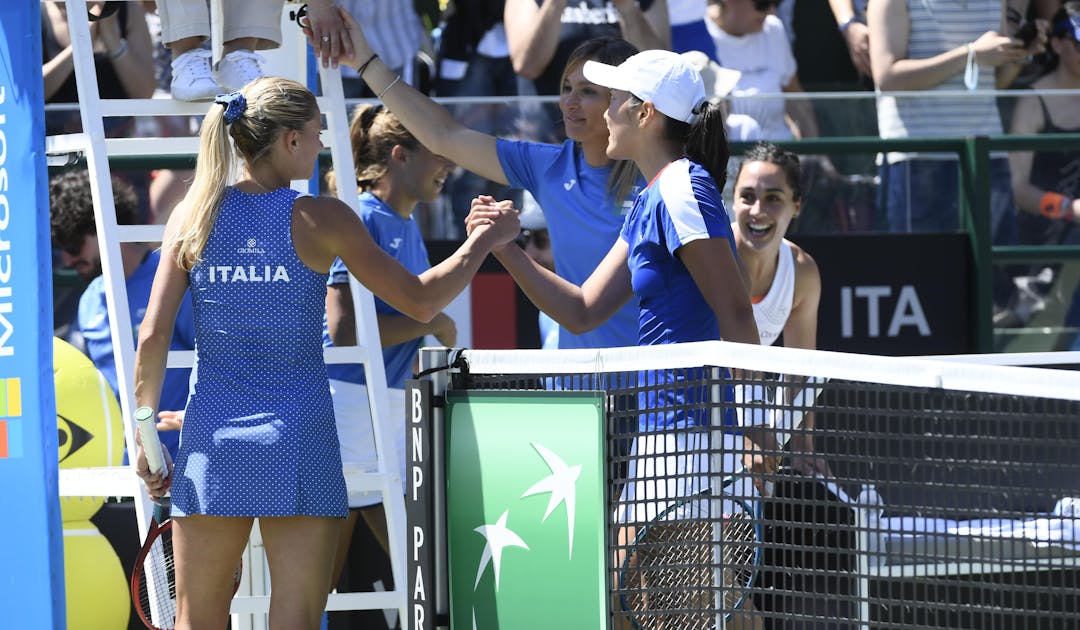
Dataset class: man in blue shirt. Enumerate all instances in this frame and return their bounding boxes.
[50,170,194,458]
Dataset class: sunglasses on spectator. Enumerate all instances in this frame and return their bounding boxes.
[752,0,779,12]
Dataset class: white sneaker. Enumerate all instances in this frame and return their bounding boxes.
[216,50,266,92]
[169,49,220,102]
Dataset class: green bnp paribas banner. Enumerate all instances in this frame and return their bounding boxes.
[446,391,606,628]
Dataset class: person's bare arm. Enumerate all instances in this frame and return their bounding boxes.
[133,213,189,489]
[376,312,456,347]
[781,245,820,352]
[869,0,1025,91]
[679,237,771,475]
[42,43,77,101]
[613,0,671,52]
[326,283,456,348]
[828,0,871,76]
[107,2,156,98]
[782,76,820,139]
[327,7,507,184]
[1008,93,1046,215]
[42,3,156,100]
[781,243,829,475]
[134,219,189,417]
[505,0,568,81]
[677,238,759,346]
[297,196,518,324]
[467,195,634,333]
[495,237,635,334]
[1007,93,1080,220]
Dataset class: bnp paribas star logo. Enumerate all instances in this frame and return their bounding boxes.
[472,443,581,593]
[447,394,605,628]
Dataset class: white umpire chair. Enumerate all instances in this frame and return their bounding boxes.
[48,1,408,627]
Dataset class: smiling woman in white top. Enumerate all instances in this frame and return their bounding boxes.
[730,142,828,477]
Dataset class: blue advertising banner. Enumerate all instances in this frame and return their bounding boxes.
[0,0,65,627]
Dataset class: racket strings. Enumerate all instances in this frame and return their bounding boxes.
[135,528,177,630]
[621,505,761,629]
[623,520,715,629]
[720,511,758,610]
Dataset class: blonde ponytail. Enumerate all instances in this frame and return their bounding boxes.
[166,104,234,271]
[163,77,318,271]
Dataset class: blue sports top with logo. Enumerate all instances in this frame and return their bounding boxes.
[174,186,347,518]
[497,138,642,350]
[620,158,738,432]
[622,158,737,347]
[323,191,431,389]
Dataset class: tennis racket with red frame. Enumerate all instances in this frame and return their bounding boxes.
[129,408,242,629]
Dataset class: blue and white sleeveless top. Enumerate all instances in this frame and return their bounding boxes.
[876,0,1004,162]
[176,186,346,518]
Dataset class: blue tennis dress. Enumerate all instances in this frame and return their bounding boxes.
[172,187,347,518]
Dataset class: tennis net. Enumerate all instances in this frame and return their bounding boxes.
[409,342,1080,629]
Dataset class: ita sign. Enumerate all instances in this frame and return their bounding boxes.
[445,391,607,628]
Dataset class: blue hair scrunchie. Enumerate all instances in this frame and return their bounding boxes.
[214,91,247,124]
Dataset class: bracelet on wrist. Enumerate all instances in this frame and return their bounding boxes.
[963,42,978,91]
[357,52,378,77]
[108,38,128,60]
[377,75,401,99]
[1040,191,1072,220]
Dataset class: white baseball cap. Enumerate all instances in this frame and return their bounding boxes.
[582,49,707,124]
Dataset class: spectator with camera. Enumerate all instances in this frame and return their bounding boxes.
[868,0,1047,235]
[1003,3,1080,331]
[1010,2,1080,225]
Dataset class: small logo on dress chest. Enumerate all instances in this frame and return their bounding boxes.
[237,237,266,254]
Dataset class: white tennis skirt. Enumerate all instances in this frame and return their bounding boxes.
[617,431,756,523]
[329,380,407,508]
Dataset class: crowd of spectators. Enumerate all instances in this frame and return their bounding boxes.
[43,1,1077,234]
[43,0,1080,368]
[42,0,1080,357]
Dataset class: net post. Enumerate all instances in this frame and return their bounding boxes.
[709,365,727,630]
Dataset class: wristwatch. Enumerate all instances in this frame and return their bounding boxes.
[839,15,862,32]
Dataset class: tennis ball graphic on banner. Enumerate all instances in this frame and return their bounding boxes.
[53,337,125,521]
[53,337,130,628]
[63,521,131,629]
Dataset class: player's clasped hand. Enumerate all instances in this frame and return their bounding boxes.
[134,432,173,499]
[465,195,521,246]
